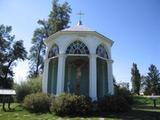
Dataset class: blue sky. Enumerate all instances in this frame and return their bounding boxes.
[0,0,160,85]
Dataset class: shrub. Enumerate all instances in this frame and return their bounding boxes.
[15,76,42,102]
[15,82,32,102]
[24,93,51,113]
[98,95,131,113]
[50,93,92,116]
[27,76,42,93]
[114,85,133,104]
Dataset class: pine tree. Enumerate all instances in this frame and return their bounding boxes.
[29,0,71,77]
[131,63,141,95]
[143,64,160,95]
[29,27,46,77]
[48,0,71,34]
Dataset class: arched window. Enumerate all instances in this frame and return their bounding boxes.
[66,41,89,54]
[96,44,108,59]
[48,44,59,58]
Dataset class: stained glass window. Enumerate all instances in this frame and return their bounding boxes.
[66,41,89,54]
[96,44,108,59]
[48,44,59,58]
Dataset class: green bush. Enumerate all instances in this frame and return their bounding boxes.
[15,76,42,102]
[15,82,32,102]
[24,93,51,113]
[50,93,92,116]
[114,85,133,104]
[27,76,42,93]
[98,95,131,112]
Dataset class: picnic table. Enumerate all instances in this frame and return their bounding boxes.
[0,89,16,111]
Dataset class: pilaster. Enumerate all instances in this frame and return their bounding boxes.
[107,59,114,95]
[56,54,66,94]
[89,54,97,100]
[42,59,49,93]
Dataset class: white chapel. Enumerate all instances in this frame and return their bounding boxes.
[42,20,114,100]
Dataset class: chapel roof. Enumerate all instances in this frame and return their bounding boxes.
[62,21,94,32]
[44,20,114,46]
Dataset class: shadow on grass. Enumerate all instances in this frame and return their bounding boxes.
[133,105,160,110]
[58,108,160,120]
[1,103,160,120]
[122,109,160,120]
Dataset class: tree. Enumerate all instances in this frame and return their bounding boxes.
[29,0,71,77]
[143,64,160,95]
[29,27,46,77]
[117,82,130,90]
[131,63,141,95]
[0,24,27,88]
[48,0,71,34]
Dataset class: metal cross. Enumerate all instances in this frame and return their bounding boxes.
[77,11,84,21]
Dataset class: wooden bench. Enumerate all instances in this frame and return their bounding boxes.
[0,89,16,111]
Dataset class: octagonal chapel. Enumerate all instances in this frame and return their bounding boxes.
[42,21,114,100]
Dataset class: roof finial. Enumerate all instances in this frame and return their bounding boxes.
[77,11,84,26]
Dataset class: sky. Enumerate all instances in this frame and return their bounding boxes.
[0,0,160,86]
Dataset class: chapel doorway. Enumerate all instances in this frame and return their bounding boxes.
[64,56,89,96]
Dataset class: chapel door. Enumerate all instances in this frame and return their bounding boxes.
[64,57,89,96]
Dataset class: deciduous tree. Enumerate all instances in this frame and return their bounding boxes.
[0,25,27,88]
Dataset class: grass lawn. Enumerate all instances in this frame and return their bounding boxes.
[0,104,100,120]
[0,96,160,120]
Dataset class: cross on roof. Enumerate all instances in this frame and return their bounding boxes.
[77,11,84,21]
